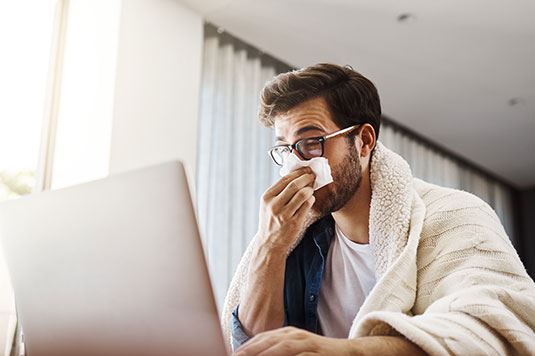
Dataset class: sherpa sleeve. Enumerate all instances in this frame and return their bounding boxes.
[220,234,258,352]
[355,191,535,355]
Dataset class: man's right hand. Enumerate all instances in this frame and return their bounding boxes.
[256,167,316,253]
[236,167,317,339]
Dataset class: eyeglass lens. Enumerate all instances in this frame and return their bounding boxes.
[271,138,323,165]
[296,138,323,158]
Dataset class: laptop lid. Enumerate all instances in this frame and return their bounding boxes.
[0,161,226,356]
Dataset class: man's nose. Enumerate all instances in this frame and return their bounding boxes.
[291,151,306,162]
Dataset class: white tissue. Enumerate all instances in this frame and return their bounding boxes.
[279,154,334,190]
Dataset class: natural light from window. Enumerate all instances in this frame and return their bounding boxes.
[0,1,57,201]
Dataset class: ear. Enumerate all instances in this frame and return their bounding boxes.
[358,124,376,158]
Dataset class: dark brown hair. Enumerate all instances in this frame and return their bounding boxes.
[258,63,381,139]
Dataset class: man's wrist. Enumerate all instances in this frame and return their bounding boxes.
[344,338,365,356]
[254,231,292,256]
[251,236,288,267]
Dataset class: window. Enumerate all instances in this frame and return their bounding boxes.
[0,2,121,352]
[50,0,121,189]
[0,1,57,201]
[0,1,59,353]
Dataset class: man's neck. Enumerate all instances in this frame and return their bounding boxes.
[331,167,372,244]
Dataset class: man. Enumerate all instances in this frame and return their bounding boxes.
[221,63,535,355]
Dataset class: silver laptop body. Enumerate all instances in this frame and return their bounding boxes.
[0,161,227,356]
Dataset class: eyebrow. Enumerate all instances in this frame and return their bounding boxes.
[276,125,325,142]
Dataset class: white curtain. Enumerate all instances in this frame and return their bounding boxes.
[197,25,517,309]
[196,25,285,308]
[380,124,516,242]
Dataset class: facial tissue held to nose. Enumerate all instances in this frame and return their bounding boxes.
[279,154,334,190]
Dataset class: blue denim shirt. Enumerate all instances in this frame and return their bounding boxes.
[231,215,335,350]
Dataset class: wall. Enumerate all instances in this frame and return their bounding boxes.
[109,0,203,193]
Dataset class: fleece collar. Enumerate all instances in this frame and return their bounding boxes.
[368,141,414,278]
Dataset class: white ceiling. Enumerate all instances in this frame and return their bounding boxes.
[183,0,535,188]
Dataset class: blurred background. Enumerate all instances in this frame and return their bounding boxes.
[0,0,534,353]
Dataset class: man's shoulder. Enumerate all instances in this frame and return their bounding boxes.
[413,178,491,216]
[412,178,505,240]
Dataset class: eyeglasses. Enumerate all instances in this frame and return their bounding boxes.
[269,125,361,166]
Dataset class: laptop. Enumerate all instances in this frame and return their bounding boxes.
[0,161,227,356]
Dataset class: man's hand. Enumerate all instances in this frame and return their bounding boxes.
[234,327,427,356]
[237,167,317,337]
[234,327,355,356]
[256,166,317,253]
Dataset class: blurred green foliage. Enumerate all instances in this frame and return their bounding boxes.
[0,170,35,201]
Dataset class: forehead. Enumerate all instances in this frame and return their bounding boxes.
[273,97,339,140]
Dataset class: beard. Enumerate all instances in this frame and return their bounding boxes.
[311,140,362,219]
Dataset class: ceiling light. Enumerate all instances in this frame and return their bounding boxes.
[508,97,526,107]
[397,13,416,23]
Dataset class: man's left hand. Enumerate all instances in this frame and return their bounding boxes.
[233,326,358,356]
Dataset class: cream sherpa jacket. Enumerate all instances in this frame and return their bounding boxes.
[221,141,535,355]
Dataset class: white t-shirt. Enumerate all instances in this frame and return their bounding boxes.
[317,224,376,338]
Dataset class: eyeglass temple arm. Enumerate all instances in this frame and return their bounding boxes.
[324,125,359,139]
[268,124,359,153]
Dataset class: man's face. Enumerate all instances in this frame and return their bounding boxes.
[273,97,363,218]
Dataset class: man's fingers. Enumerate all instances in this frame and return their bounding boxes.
[234,329,281,356]
[283,186,314,217]
[293,195,315,218]
[263,167,312,199]
[235,328,308,356]
[257,340,307,356]
[273,173,315,209]
[235,338,273,356]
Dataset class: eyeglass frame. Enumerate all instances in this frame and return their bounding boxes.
[268,124,362,166]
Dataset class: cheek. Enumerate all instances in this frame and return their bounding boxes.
[323,140,349,167]
[324,155,345,182]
